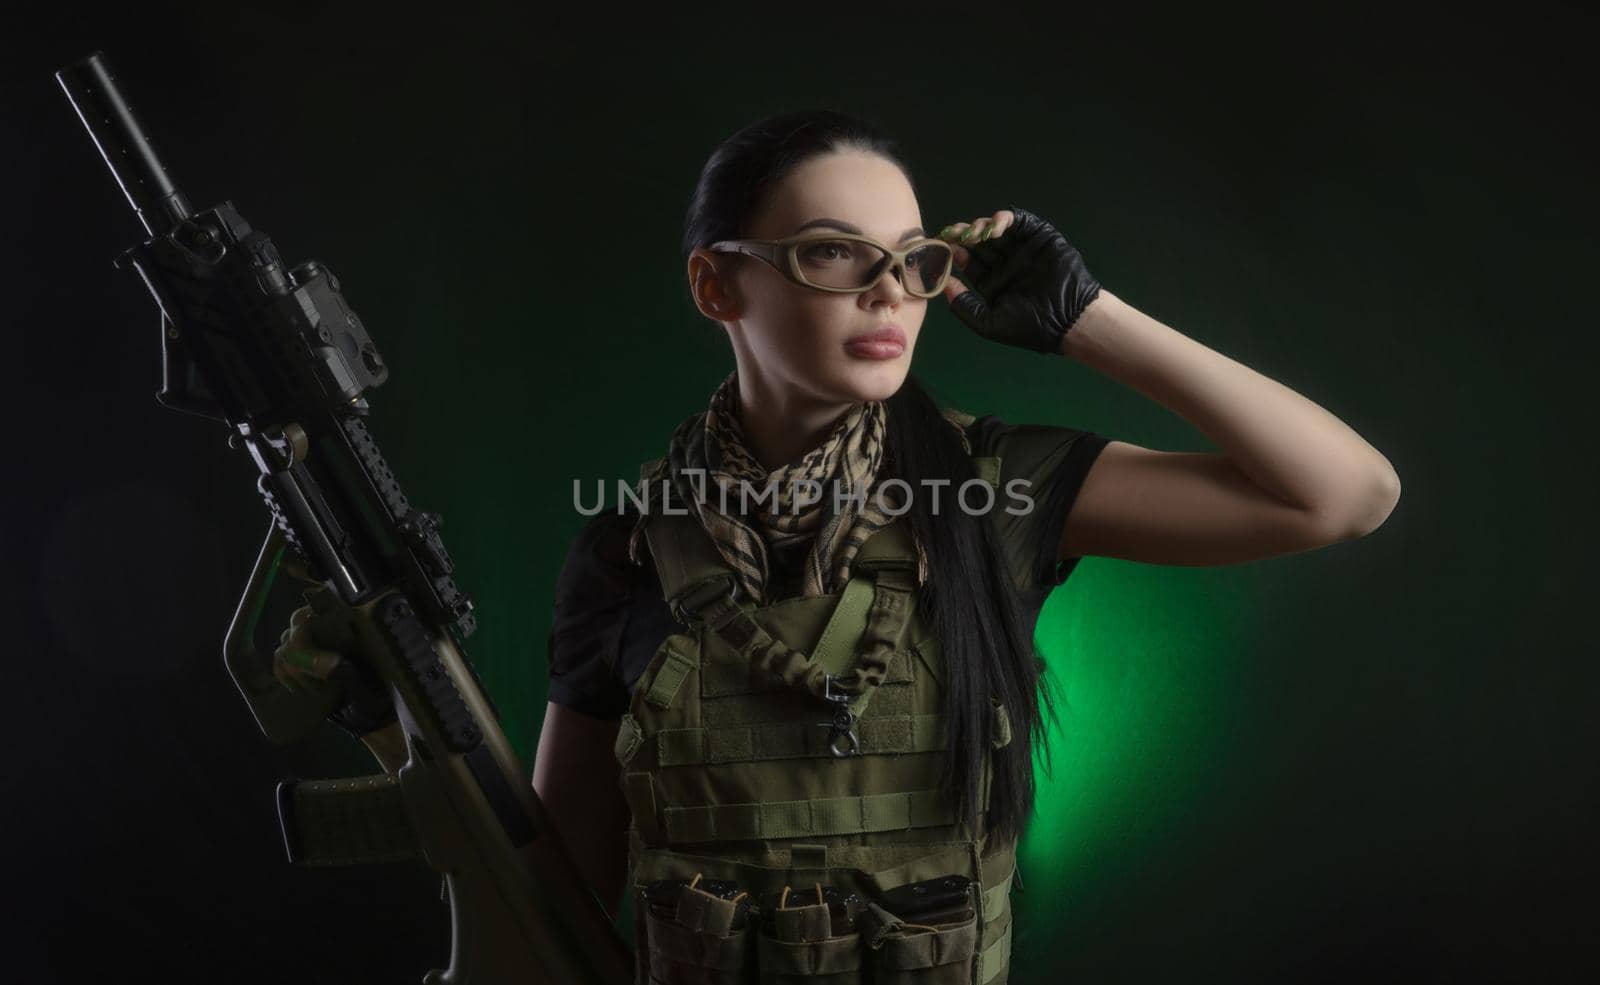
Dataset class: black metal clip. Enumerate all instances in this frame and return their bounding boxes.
[816,673,860,757]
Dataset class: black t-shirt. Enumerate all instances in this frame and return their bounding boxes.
[545,414,1112,721]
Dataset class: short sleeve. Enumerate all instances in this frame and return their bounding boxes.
[966,414,1112,598]
[544,510,641,720]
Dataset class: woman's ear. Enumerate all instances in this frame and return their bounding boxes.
[688,249,740,320]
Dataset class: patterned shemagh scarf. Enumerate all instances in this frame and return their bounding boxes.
[627,370,930,606]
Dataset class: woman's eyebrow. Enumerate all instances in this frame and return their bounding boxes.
[793,217,925,242]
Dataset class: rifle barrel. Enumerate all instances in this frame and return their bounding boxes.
[56,51,192,237]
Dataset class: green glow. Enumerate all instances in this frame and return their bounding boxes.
[1020,558,1251,890]
[246,541,286,642]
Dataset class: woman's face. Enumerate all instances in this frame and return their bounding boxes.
[692,149,930,408]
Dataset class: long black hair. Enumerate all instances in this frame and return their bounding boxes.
[681,109,1059,844]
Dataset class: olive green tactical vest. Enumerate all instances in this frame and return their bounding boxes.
[613,454,1019,985]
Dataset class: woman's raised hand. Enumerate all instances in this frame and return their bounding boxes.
[936,206,1103,355]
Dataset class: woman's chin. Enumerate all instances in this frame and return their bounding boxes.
[833,356,911,402]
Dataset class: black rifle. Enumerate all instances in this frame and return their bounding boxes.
[56,51,632,985]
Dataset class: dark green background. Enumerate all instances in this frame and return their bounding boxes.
[7,3,1594,982]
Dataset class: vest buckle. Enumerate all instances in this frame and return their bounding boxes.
[817,673,860,757]
[671,575,739,627]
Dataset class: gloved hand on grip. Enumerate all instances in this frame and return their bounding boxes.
[273,580,399,739]
[938,205,1103,355]
[273,604,346,691]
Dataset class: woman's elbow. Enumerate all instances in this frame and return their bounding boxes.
[1357,461,1402,534]
[1318,463,1402,542]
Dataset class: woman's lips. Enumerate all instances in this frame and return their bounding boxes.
[845,325,907,360]
[845,339,905,359]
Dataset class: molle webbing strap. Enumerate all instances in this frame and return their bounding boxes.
[625,772,665,844]
[277,772,420,866]
[981,868,1015,925]
[642,641,697,711]
[655,713,947,766]
[662,788,956,844]
[885,920,981,972]
[977,919,1013,984]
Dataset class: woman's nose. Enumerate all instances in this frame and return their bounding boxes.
[866,261,908,302]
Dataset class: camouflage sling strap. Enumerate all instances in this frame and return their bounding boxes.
[644,507,921,758]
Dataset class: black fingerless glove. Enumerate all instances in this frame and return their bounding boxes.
[300,586,399,739]
[947,205,1102,355]
[327,653,400,739]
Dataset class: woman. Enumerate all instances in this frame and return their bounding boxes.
[530,108,1400,983]
[285,109,1400,983]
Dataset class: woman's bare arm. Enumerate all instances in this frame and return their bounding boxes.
[532,701,631,919]
[1058,290,1401,566]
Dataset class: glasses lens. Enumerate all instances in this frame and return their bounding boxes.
[904,242,953,296]
[793,238,891,291]
[791,238,953,295]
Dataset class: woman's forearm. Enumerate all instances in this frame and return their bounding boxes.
[1062,290,1400,530]
[532,703,633,920]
